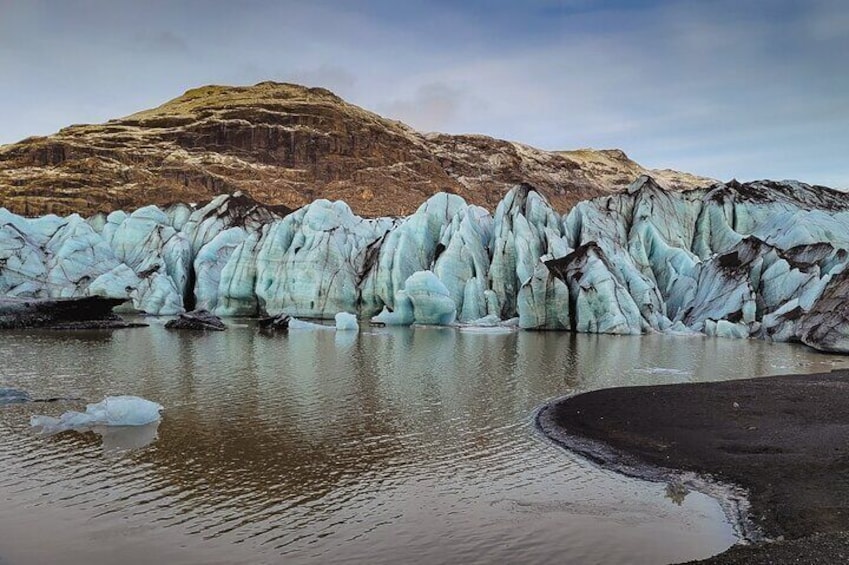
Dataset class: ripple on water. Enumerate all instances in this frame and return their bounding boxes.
[1,324,844,564]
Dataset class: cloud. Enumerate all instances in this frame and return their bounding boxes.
[377,0,849,184]
[380,83,470,131]
[0,0,846,187]
[134,30,189,54]
[801,0,849,40]
[289,65,357,94]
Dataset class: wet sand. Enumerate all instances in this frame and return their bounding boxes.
[537,370,849,564]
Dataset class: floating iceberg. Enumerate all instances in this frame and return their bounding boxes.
[287,317,334,331]
[31,396,163,435]
[335,312,359,331]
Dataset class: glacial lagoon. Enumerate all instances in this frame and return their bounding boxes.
[0,322,844,565]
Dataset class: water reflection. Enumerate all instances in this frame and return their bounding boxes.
[98,422,160,455]
[665,481,690,506]
[0,323,844,565]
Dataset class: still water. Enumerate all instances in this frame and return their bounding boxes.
[0,321,844,565]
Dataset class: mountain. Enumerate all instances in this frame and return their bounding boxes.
[0,81,713,217]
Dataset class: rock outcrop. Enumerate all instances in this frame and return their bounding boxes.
[3,177,849,352]
[0,82,712,218]
[0,296,142,329]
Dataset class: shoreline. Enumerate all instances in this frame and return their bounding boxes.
[537,370,849,564]
[536,400,762,547]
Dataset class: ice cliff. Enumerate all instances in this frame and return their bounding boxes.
[3,178,849,352]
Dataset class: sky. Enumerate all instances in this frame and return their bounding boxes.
[1,0,847,188]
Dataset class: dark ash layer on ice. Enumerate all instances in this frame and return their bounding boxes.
[537,371,849,564]
[4,177,849,352]
[0,296,145,329]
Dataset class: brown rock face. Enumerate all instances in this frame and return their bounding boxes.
[0,81,714,217]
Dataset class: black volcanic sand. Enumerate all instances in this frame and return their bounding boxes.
[537,370,849,564]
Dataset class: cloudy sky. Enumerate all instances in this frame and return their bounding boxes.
[1,0,847,187]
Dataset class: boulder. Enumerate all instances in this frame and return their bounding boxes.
[164,309,226,331]
[257,313,291,331]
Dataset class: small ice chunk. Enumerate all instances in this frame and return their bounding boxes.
[31,396,163,435]
[0,388,32,404]
[457,314,520,333]
[705,319,750,339]
[371,306,412,326]
[637,367,693,377]
[335,312,359,331]
[667,321,698,335]
[288,317,334,330]
[458,314,518,333]
[458,326,516,334]
[466,314,502,327]
[371,292,414,326]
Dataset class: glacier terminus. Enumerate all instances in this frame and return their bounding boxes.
[2,176,849,353]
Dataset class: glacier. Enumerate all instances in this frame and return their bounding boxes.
[3,179,849,352]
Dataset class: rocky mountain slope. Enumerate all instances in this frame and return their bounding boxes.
[0,81,713,217]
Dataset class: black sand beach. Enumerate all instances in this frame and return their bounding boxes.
[537,370,849,564]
